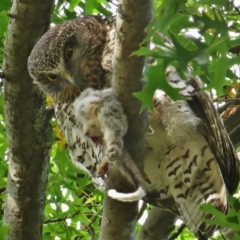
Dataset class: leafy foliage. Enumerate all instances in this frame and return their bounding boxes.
[43,140,104,239]
[0,0,10,69]
[135,0,240,110]
[201,195,240,239]
[39,116,104,239]
[0,0,8,229]
[52,0,115,25]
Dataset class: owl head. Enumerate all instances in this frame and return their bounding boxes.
[28,16,111,102]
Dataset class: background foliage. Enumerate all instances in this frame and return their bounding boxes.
[0,0,240,239]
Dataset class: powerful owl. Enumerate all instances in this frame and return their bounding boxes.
[28,15,239,238]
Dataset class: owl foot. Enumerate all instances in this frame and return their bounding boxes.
[146,184,159,198]
[106,146,121,162]
[95,161,109,177]
[142,171,152,184]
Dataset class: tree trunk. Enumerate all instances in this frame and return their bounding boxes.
[99,0,153,239]
[3,0,54,239]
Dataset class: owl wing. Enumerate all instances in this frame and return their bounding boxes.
[187,79,239,194]
[144,66,239,237]
[164,65,239,194]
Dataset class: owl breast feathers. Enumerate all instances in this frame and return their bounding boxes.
[28,15,239,238]
[144,66,239,237]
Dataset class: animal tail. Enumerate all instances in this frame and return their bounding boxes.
[107,186,146,202]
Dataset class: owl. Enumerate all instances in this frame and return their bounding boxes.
[143,66,239,237]
[28,15,239,238]
[27,16,151,201]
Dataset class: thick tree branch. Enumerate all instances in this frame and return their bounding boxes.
[3,0,54,239]
[99,1,153,239]
[137,207,178,240]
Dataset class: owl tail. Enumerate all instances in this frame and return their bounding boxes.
[107,187,146,202]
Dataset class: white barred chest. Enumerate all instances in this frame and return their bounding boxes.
[54,100,105,187]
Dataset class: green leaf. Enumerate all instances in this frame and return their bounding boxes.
[193,9,228,35]
[134,61,184,111]
[157,0,187,31]
[68,0,81,12]
[206,41,229,95]
[85,0,97,14]
[201,196,240,233]
[0,0,10,12]
[169,31,205,71]
[0,222,9,239]
[233,233,240,240]
[169,15,196,34]
[75,213,90,224]
[0,14,8,36]
[64,8,77,20]
[0,95,4,117]
[201,0,229,6]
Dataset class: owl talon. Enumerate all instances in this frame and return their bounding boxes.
[96,161,109,177]
[106,147,121,162]
[146,185,159,198]
[142,171,152,184]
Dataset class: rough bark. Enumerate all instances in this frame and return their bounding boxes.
[3,0,54,239]
[99,0,153,239]
[137,207,178,240]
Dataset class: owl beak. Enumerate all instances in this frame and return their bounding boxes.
[63,71,82,88]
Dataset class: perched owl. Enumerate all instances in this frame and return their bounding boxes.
[143,66,239,238]
[28,16,152,201]
[28,15,239,238]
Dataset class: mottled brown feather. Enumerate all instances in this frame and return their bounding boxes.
[187,79,240,194]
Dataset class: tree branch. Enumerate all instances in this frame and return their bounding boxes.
[3,0,54,239]
[99,1,153,239]
[0,71,5,79]
[136,207,178,240]
[44,210,80,224]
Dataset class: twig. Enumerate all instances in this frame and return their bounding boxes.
[214,98,240,103]
[7,13,18,19]
[220,231,228,240]
[218,102,232,114]
[0,71,5,78]
[137,201,148,220]
[44,210,80,224]
[106,0,118,7]
[167,223,186,240]
[84,215,99,240]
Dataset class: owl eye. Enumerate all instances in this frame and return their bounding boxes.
[65,46,73,60]
[47,74,57,82]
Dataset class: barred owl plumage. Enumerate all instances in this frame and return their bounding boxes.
[28,15,239,237]
[28,16,149,202]
[144,66,239,237]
